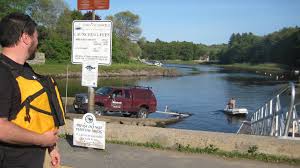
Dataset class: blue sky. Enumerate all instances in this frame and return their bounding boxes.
[65,0,300,45]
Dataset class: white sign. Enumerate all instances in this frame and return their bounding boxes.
[72,20,112,65]
[73,113,106,149]
[81,62,98,87]
[111,100,122,108]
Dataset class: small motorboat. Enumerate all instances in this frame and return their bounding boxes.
[223,105,248,115]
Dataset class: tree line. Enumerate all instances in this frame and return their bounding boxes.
[138,38,226,61]
[1,0,299,68]
[0,0,226,63]
[218,27,300,69]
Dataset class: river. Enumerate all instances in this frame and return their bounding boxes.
[56,64,287,133]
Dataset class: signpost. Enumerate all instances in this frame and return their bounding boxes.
[72,0,110,149]
[72,19,112,114]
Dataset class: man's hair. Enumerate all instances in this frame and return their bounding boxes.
[0,12,37,47]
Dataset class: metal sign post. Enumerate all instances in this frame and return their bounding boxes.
[73,2,111,114]
[88,10,96,114]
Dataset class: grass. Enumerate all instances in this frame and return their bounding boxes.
[31,63,164,75]
[107,140,164,149]
[106,140,300,165]
[217,63,289,73]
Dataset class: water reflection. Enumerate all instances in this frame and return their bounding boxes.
[224,114,247,125]
[56,64,288,133]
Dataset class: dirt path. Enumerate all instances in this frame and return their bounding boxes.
[58,138,297,168]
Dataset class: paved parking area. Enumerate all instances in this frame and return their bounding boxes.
[58,138,298,168]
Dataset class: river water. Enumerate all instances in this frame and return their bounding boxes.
[56,64,287,133]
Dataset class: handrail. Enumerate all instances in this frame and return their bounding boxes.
[247,82,299,138]
[283,82,295,137]
[251,83,291,116]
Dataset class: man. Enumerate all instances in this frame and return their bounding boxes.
[0,13,65,168]
[227,98,236,109]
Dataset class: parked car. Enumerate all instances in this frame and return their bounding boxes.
[73,86,157,118]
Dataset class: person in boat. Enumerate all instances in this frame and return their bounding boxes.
[227,98,236,109]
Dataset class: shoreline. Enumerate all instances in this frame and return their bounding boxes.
[52,68,181,78]
[31,64,182,78]
[215,63,289,73]
[214,63,296,80]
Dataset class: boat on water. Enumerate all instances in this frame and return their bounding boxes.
[138,58,163,67]
[223,105,248,115]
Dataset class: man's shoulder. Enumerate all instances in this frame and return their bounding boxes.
[0,63,12,75]
[0,62,15,82]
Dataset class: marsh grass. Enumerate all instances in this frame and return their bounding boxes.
[31,63,163,75]
[218,63,289,73]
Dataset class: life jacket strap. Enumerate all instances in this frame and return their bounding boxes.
[29,105,52,116]
[20,88,49,123]
[20,88,45,108]
[24,103,31,122]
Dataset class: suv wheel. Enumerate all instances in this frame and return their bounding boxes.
[137,108,148,118]
[95,105,105,116]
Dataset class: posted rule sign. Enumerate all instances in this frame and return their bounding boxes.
[72,20,112,65]
[81,62,98,87]
[73,113,106,149]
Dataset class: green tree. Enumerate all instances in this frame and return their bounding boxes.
[0,0,34,18]
[139,39,222,61]
[39,36,71,63]
[55,9,83,41]
[38,8,82,62]
[106,11,142,41]
[28,0,66,28]
[111,33,130,63]
[218,27,300,69]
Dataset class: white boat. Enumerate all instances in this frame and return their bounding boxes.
[223,105,248,115]
[154,61,163,67]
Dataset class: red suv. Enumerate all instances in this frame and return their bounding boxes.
[73,86,157,118]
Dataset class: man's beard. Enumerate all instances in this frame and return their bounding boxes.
[28,52,36,60]
[27,42,37,60]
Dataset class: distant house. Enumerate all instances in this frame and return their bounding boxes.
[196,55,210,63]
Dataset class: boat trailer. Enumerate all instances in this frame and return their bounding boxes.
[155,106,192,118]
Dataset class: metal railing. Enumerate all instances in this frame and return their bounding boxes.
[249,82,300,139]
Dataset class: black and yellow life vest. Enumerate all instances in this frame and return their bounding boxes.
[0,59,65,134]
